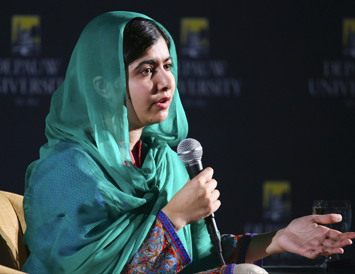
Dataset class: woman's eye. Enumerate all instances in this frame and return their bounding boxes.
[141,68,153,76]
[164,63,172,70]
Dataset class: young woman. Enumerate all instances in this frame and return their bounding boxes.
[22,11,354,274]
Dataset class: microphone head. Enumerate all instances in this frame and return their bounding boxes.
[177,138,203,163]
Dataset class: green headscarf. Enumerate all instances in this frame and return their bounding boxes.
[23,11,196,273]
[43,11,188,192]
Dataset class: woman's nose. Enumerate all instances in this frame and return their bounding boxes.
[156,70,173,92]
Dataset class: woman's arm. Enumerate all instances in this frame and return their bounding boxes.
[245,214,355,262]
[245,231,278,262]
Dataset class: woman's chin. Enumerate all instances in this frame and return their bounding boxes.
[148,113,169,126]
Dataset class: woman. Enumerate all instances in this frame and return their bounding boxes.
[22,11,354,274]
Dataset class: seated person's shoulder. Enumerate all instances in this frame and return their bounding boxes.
[37,142,96,172]
[29,142,103,192]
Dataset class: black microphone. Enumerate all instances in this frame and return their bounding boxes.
[177,138,225,266]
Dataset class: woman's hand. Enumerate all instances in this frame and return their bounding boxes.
[269,214,355,259]
[161,167,221,231]
[246,214,355,262]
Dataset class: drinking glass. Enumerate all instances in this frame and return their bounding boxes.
[312,200,352,268]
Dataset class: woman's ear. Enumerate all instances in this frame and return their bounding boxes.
[93,76,111,99]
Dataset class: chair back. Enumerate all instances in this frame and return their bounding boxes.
[0,191,29,272]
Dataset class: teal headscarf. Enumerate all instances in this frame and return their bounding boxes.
[42,11,188,191]
[23,11,198,273]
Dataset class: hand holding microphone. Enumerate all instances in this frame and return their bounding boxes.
[162,167,220,231]
[161,138,225,266]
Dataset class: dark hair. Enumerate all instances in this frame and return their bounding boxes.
[123,18,170,66]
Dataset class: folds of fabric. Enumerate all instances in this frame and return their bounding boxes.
[23,142,193,273]
[23,11,192,273]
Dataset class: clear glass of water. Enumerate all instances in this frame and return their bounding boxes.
[312,200,352,267]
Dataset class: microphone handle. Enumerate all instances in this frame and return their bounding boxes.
[185,160,226,266]
[185,160,203,178]
[205,214,225,266]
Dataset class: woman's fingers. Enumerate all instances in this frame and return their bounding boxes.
[162,166,221,230]
[190,167,221,216]
[212,193,222,212]
[327,230,355,241]
[194,167,214,182]
[312,214,342,225]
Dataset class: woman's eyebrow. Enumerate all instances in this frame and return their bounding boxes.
[134,60,157,71]
[134,56,172,71]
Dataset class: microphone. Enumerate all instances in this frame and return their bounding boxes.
[177,138,225,266]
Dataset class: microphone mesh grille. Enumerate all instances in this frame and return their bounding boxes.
[177,138,203,163]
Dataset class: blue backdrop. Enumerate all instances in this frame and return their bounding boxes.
[1,0,354,266]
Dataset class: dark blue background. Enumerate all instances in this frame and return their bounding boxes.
[1,0,354,266]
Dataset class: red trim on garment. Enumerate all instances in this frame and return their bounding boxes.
[130,140,142,168]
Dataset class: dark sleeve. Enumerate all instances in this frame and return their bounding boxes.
[222,234,263,266]
[180,219,262,273]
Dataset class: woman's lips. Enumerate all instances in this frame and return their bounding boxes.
[155,97,171,109]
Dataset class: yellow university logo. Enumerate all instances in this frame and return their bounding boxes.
[263,181,291,222]
[342,18,355,58]
[11,15,41,56]
[180,18,209,58]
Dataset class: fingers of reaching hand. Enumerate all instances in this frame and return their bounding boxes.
[321,238,351,253]
[301,229,352,259]
[312,213,342,225]
[304,247,343,259]
[317,246,344,257]
[314,227,352,249]
[325,228,342,240]
[326,229,354,247]
[302,239,343,259]
[337,231,355,241]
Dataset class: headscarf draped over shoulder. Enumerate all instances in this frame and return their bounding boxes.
[24,11,190,273]
[42,11,188,190]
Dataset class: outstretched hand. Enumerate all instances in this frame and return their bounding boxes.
[273,214,355,259]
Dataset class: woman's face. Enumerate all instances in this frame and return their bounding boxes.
[126,37,175,131]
